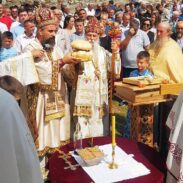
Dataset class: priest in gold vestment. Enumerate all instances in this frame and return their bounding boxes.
[72,18,121,138]
[0,8,79,157]
[148,22,183,183]
[149,22,183,83]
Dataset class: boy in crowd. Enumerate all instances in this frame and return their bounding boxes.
[129,51,153,77]
[0,31,17,61]
[123,51,153,138]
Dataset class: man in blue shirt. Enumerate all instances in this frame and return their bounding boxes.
[70,18,85,43]
[10,8,29,38]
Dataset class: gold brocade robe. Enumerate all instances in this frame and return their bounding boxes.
[149,38,183,83]
[72,45,121,138]
[0,39,72,154]
[22,39,71,153]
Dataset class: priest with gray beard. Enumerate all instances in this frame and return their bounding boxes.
[149,22,183,83]
[71,17,121,139]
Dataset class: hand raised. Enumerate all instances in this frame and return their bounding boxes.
[128,28,136,37]
[111,39,120,53]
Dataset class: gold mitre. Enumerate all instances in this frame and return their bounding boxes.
[35,7,57,28]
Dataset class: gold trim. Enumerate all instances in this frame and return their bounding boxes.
[99,105,106,119]
[45,111,65,122]
[38,49,59,91]
[27,84,39,142]
[73,106,92,117]
[38,19,57,28]
[26,49,62,148]
[38,140,70,157]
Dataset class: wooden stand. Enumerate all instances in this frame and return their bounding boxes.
[114,82,182,147]
[130,104,154,147]
[115,82,168,105]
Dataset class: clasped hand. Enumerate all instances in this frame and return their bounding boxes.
[111,39,120,53]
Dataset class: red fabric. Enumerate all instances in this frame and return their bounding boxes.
[59,59,65,69]
[0,15,12,30]
[47,137,166,183]
[85,17,100,34]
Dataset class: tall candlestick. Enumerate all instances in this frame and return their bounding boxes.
[112,115,116,145]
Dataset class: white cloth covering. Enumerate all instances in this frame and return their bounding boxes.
[72,144,150,183]
[0,51,39,85]
[14,33,36,54]
[0,88,43,183]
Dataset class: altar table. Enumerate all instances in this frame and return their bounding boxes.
[47,137,166,183]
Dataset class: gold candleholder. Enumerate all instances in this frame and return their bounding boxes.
[108,144,118,169]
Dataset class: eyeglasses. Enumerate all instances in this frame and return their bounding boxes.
[55,13,62,16]
[143,23,150,26]
[176,28,183,30]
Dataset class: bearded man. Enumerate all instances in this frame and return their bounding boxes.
[149,22,183,83]
[72,17,121,138]
[22,7,80,154]
[171,20,183,52]
[0,7,79,172]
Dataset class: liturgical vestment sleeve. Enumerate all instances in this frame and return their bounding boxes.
[0,51,39,86]
[0,88,43,183]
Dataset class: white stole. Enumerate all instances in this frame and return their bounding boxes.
[166,90,183,181]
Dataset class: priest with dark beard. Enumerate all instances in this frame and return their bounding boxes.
[0,7,80,179]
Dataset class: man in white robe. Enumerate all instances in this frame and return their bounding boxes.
[166,90,183,183]
[0,7,79,156]
[72,17,121,138]
[0,88,43,183]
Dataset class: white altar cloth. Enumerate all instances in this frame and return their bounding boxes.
[72,144,150,183]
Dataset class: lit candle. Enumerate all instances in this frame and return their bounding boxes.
[112,115,116,145]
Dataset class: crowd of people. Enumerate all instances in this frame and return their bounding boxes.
[1,0,183,182]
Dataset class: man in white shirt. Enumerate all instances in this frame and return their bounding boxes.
[120,19,150,78]
[121,13,130,33]
[85,3,95,16]
[53,9,64,29]
[14,19,36,54]
[78,9,88,27]
[0,21,8,33]
[10,5,19,22]
[115,11,123,28]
